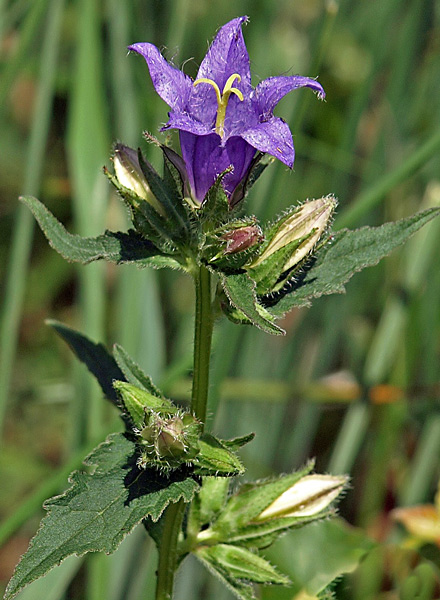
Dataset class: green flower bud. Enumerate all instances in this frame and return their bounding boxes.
[139,410,201,469]
[113,143,165,215]
[246,196,336,294]
[253,196,336,272]
[254,474,347,521]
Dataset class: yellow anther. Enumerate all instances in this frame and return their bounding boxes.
[193,73,244,137]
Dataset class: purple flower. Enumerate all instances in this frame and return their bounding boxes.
[129,16,324,203]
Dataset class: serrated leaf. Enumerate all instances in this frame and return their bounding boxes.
[196,544,290,585]
[4,434,199,600]
[192,434,245,476]
[112,344,165,398]
[20,196,181,269]
[47,320,125,407]
[266,208,440,315]
[219,273,285,335]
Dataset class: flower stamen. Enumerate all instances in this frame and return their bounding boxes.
[193,73,244,138]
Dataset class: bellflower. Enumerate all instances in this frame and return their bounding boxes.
[129,16,325,203]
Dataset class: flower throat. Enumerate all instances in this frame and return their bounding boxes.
[193,73,243,138]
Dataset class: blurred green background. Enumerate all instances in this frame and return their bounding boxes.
[1,0,440,598]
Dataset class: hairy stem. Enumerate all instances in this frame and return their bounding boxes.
[155,265,213,599]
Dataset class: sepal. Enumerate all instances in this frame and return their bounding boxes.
[192,434,245,476]
[202,218,263,270]
[219,272,285,335]
[195,463,347,549]
[229,153,274,208]
[195,543,290,588]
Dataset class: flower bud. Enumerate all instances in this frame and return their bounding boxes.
[113,143,164,215]
[139,410,201,467]
[251,196,336,273]
[223,225,263,254]
[255,474,347,521]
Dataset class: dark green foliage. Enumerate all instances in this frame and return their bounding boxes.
[4,434,199,600]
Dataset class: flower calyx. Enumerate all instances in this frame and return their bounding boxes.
[114,381,246,476]
[202,218,264,270]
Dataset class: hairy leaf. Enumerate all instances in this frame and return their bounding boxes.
[266,208,440,315]
[219,272,285,335]
[20,196,181,269]
[4,434,198,600]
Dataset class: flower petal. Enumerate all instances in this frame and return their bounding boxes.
[179,131,255,202]
[196,16,251,92]
[241,118,295,167]
[128,42,192,111]
[164,111,213,136]
[254,75,325,117]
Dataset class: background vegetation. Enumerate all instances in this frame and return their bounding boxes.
[1,0,440,598]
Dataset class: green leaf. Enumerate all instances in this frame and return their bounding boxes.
[20,196,181,269]
[263,518,375,598]
[47,320,125,407]
[112,344,165,398]
[219,273,285,335]
[197,544,290,585]
[266,208,440,316]
[4,434,199,600]
[192,434,245,477]
[223,511,331,550]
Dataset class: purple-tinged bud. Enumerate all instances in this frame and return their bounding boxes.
[254,474,347,521]
[223,225,263,254]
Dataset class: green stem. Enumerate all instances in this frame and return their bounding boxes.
[155,265,214,599]
[155,499,186,600]
[191,265,214,427]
